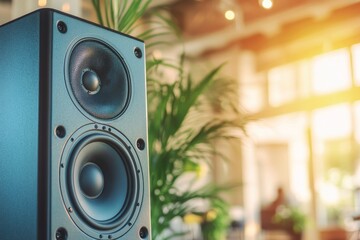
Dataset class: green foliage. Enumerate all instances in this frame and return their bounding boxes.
[148,60,243,239]
[200,199,231,240]
[273,205,307,233]
[92,0,151,34]
[91,1,246,239]
[92,0,179,50]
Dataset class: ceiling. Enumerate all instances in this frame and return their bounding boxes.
[1,0,358,39]
[2,0,360,58]
[165,0,360,39]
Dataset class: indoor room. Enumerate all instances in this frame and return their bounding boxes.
[1,0,360,240]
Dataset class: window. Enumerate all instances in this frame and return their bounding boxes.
[311,49,351,94]
[268,64,297,106]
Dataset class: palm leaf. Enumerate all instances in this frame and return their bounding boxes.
[92,0,151,33]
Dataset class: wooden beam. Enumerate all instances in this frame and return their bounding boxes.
[248,87,360,119]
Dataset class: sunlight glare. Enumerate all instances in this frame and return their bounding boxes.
[225,10,235,21]
[261,0,273,9]
[312,49,351,94]
[62,3,71,12]
[38,0,47,7]
[312,104,351,139]
[320,182,340,206]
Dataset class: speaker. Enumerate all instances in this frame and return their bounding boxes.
[0,9,151,240]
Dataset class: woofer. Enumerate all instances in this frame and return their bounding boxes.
[66,39,131,120]
[60,124,144,238]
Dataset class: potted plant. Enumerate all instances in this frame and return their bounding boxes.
[273,205,307,240]
[91,1,246,239]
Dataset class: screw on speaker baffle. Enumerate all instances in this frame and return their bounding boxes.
[55,228,68,240]
[134,47,142,58]
[139,227,148,239]
[55,125,66,138]
[136,138,145,150]
[57,21,67,33]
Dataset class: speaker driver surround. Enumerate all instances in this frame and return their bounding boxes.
[67,39,131,120]
[60,124,144,238]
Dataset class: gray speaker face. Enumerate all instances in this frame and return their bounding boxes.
[59,124,144,239]
[50,10,151,240]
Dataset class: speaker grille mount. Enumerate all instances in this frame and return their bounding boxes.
[66,39,131,120]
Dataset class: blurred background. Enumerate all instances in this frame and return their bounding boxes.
[3,0,360,239]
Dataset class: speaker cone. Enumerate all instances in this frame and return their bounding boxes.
[60,125,144,238]
[67,39,130,120]
[70,139,133,229]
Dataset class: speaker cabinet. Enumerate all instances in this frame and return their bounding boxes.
[0,9,151,240]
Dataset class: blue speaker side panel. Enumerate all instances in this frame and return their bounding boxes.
[0,12,41,239]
